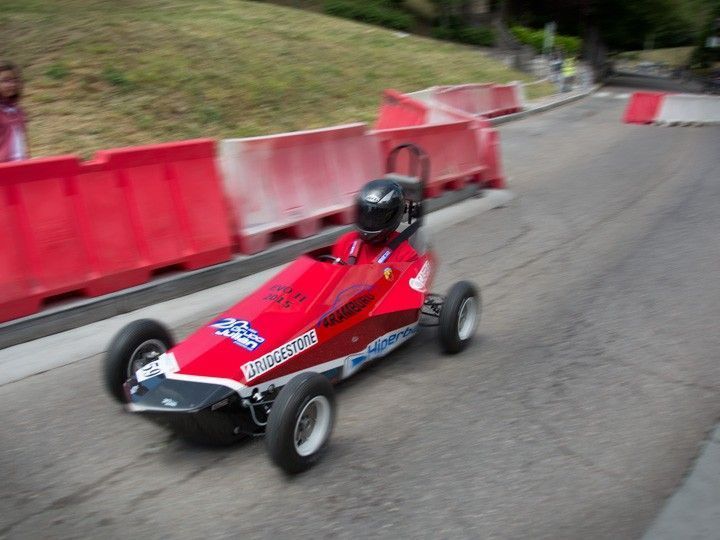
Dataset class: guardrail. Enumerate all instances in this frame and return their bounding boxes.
[0,139,232,323]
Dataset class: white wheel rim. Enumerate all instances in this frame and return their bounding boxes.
[457,297,478,341]
[127,339,167,378]
[293,396,332,457]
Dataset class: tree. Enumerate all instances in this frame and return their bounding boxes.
[501,0,716,77]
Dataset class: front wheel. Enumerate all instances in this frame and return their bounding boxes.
[103,319,174,403]
[438,281,480,354]
[266,373,336,474]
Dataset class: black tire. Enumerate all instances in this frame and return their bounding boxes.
[438,281,480,354]
[266,372,336,475]
[104,319,174,403]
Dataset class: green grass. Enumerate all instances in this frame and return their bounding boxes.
[616,47,695,67]
[2,0,552,158]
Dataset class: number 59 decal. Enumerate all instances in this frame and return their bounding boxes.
[135,353,179,383]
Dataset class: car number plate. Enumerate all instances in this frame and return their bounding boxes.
[136,353,178,383]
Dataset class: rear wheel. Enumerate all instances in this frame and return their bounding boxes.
[266,373,336,474]
[104,319,174,403]
[438,281,480,354]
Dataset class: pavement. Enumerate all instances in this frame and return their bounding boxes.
[1,76,719,539]
[643,425,720,540]
[515,74,720,540]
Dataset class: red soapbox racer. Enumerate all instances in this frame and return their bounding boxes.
[103,145,481,474]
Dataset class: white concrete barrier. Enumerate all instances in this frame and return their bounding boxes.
[655,94,720,125]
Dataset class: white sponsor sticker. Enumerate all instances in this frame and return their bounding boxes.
[135,352,179,383]
[241,329,319,382]
[409,260,432,292]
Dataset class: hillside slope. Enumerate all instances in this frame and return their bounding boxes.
[1,0,547,157]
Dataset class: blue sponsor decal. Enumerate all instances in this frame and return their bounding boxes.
[346,325,418,375]
[351,355,368,368]
[377,249,391,263]
[366,326,417,357]
[210,318,265,351]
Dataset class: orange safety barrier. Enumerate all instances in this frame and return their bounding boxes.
[623,92,668,124]
[374,89,429,130]
[374,120,491,197]
[220,124,383,254]
[0,139,232,323]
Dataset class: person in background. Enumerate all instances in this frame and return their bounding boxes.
[549,49,564,93]
[0,61,29,162]
[562,56,577,92]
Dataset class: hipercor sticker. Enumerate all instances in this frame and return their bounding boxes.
[344,325,417,376]
[241,329,318,382]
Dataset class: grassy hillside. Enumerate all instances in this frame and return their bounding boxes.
[1,0,550,158]
[616,47,695,67]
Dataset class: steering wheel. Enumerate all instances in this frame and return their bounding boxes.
[316,254,347,265]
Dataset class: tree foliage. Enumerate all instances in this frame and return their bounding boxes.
[504,0,716,50]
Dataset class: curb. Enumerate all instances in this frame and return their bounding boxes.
[642,423,720,539]
[0,185,499,350]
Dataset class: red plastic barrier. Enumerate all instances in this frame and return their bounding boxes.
[374,89,429,129]
[490,83,522,116]
[0,139,232,323]
[475,127,506,189]
[374,120,491,197]
[0,156,87,321]
[623,92,667,124]
[87,139,232,272]
[432,83,522,118]
[433,84,494,116]
[220,124,383,254]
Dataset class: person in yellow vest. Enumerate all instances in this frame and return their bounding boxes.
[562,56,577,92]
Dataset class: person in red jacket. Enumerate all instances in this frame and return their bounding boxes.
[332,179,419,265]
[0,61,29,162]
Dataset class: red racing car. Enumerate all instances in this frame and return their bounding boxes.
[104,145,481,474]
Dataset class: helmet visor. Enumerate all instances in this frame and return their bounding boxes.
[357,204,399,234]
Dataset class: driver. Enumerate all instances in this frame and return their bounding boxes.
[331,179,418,264]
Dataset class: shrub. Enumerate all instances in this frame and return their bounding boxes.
[510,25,544,51]
[431,25,455,41]
[432,25,494,47]
[456,26,494,47]
[402,0,436,22]
[556,35,582,56]
[324,0,415,32]
[511,25,582,56]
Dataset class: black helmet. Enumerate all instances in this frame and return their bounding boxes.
[356,179,405,244]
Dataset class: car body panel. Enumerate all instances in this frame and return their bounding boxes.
[126,250,436,410]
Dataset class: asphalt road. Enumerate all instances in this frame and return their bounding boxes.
[1,82,719,540]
